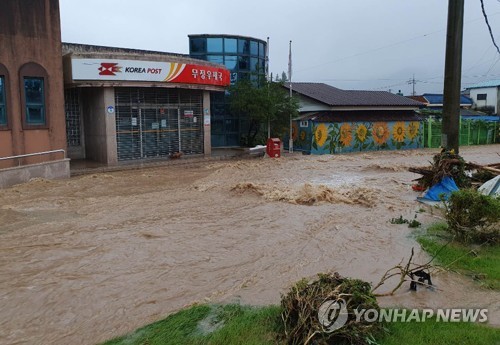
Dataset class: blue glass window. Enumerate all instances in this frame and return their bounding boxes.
[250,41,258,56]
[250,57,259,72]
[238,56,249,70]
[224,38,237,53]
[259,42,265,57]
[207,38,223,53]
[190,38,206,53]
[24,77,45,125]
[0,76,6,125]
[207,55,224,64]
[238,39,249,54]
[224,56,238,71]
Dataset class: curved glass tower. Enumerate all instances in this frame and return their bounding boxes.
[189,34,268,147]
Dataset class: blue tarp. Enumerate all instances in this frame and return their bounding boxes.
[422,176,459,201]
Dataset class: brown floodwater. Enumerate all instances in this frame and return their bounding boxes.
[0,145,499,344]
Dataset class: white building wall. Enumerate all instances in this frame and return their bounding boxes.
[469,87,499,114]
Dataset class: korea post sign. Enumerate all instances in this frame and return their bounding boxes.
[71,58,230,87]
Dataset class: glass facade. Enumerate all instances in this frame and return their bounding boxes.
[189,34,267,147]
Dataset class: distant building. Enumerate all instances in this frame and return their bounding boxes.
[284,82,424,154]
[466,80,500,115]
[407,93,473,111]
[407,93,499,148]
[0,0,69,187]
[189,34,268,147]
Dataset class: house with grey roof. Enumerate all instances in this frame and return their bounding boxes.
[466,80,500,115]
[282,82,424,154]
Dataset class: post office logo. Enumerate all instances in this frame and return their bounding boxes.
[98,63,122,76]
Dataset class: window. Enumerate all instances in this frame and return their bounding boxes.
[238,39,249,54]
[20,62,49,129]
[0,76,6,126]
[250,41,258,56]
[207,38,223,53]
[24,77,45,125]
[224,56,237,71]
[238,56,249,70]
[207,55,224,64]
[477,93,487,101]
[250,57,259,72]
[190,38,206,53]
[224,38,237,53]
[259,42,265,58]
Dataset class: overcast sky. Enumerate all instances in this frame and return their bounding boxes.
[59,0,500,95]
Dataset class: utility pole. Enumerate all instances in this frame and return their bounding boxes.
[266,37,271,139]
[442,0,464,153]
[288,40,293,153]
[407,74,418,96]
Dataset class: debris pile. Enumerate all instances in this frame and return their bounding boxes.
[409,151,500,189]
[281,273,383,345]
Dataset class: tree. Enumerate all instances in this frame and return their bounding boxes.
[274,71,289,82]
[228,79,299,146]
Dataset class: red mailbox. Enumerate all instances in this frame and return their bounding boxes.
[266,138,281,158]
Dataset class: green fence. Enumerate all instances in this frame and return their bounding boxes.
[423,118,500,148]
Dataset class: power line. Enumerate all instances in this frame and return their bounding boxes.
[294,11,500,75]
[480,0,500,54]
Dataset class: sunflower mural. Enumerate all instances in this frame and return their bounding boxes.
[309,119,422,155]
[314,123,328,147]
[356,124,368,143]
[392,122,406,142]
[391,121,407,149]
[406,121,420,146]
[372,122,390,146]
[339,123,353,147]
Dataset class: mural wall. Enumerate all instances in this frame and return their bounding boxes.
[293,121,423,154]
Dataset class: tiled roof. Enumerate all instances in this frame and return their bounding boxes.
[299,110,421,123]
[466,80,500,89]
[408,95,428,104]
[284,82,423,107]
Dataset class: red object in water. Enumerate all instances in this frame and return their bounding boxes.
[412,184,426,192]
[266,138,281,158]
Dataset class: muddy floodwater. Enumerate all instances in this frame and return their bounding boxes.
[1,146,499,344]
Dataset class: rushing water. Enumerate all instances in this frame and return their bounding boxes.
[0,146,499,344]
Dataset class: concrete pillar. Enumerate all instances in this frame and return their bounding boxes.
[203,91,211,156]
[81,87,117,165]
[103,88,118,165]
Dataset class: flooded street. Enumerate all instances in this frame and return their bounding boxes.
[1,145,499,345]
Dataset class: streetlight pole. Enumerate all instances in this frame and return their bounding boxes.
[442,0,465,153]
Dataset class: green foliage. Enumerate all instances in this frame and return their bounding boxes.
[380,318,500,345]
[101,301,500,345]
[281,273,383,345]
[390,215,421,228]
[444,189,500,244]
[418,109,443,117]
[417,223,500,289]
[228,79,299,146]
[101,304,282,345]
